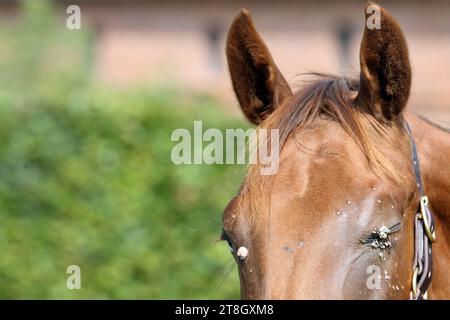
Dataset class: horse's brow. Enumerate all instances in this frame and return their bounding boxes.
[222,197,238,220]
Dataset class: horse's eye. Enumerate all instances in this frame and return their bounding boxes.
[221,228,235,253]
[360,222,401,250]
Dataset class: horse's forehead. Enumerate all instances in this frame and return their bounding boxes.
[272,123,381,203]
[280,121,360,163]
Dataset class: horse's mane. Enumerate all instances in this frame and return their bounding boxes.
[267,73,361,150]
[242,73,408,225]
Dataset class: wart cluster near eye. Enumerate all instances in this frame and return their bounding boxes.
[236,246,249,260]
[361,223,401,250]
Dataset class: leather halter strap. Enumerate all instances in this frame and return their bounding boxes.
[404,121,437,300]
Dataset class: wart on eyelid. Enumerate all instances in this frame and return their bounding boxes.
[360,223,402,252]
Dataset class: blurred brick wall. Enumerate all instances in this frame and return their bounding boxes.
[3,0,450,126]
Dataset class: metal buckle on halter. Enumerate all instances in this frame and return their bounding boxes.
[411,267,419,299]
[410,267,429,300]
[419,196,436,242]
[410,268,423,299]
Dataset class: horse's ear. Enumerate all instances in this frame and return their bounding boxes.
[226,9,292,125]
[355,2,412,121]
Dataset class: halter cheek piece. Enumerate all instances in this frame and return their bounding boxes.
[405,121,437,300]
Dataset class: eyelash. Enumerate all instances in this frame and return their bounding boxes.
[360,222,402,246]
[221,228,235,253]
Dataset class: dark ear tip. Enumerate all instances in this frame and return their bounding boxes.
[366,1,378,7]
[234,8,251,21]
[240,8,251,17]
[365,1,380,11]
[365,1,400,22]
[229,8,253,31]
[364,1,386,19]
[234,8,253,26]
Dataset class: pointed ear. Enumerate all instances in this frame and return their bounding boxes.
[355,2,412,121]
[226,9,292,125]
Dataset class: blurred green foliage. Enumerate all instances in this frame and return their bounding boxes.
[0,0,245,298]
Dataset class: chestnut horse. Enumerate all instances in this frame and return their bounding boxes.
[222,2,450,299]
